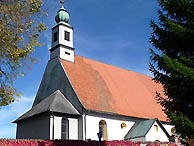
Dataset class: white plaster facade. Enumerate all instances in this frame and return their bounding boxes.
[50,116,78,140]
[163,124,174,137]
[50,47,75,62]
[51,23,73,49]
[83,115,135,140]
[47,114,174,141]
[146,121,169,142]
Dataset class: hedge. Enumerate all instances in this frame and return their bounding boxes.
[0,139,177,146]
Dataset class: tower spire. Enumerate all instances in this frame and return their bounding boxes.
[50,0,74,62]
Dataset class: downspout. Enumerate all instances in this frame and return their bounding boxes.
[84,114,86,140]
[84,112,88,140]
[51,112,54,140]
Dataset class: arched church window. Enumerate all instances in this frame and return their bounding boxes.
[99,120,108,140]
[61,117,69,140]
[121,122,127,129]
[171,127,176,135]
[154,124,159,132]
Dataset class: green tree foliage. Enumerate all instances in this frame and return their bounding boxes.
[149,0,194,138]
[0,0,47,107]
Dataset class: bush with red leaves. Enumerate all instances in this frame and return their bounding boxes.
[0,139,177,146]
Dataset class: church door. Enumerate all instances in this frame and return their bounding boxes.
[99,120,108,140]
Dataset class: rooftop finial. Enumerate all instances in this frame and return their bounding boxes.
[60,0,64,8]
[55,0,70,24]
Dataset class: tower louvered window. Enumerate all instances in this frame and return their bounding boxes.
[64,31,70,41]
[53,31,58,42]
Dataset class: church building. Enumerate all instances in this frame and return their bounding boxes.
[14,2,174,142]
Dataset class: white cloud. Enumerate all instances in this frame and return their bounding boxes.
[0,96,34,138]
[11,96,33,116]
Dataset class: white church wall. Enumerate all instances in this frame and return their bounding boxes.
[145,121,169,142]
[54,116,62,140]
[85,115,135,140]
[130,137,146,142]
[59,47,74,62]
[50,116,78,140]
[163,124,174,136]
[50,36,74,62]
[69,118,78,139]
[51,24,73,49]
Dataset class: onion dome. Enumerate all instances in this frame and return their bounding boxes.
[55,6,70,24]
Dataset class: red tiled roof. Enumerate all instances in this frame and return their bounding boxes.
[61,56,167,121]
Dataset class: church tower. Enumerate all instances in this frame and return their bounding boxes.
[50,1,74,62]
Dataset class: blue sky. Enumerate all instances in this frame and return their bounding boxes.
[0,0,158,138]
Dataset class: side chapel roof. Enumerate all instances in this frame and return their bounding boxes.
[61,55,167,121]
[124,118,170,140]
[14,90,80,122]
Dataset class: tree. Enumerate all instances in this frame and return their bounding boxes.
[149,0,194,138]
[0,0,47,107]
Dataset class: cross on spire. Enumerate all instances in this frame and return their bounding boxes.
[60,0,64,7]
[60,0,64,4]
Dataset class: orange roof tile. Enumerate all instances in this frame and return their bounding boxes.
[61,56,167,121]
